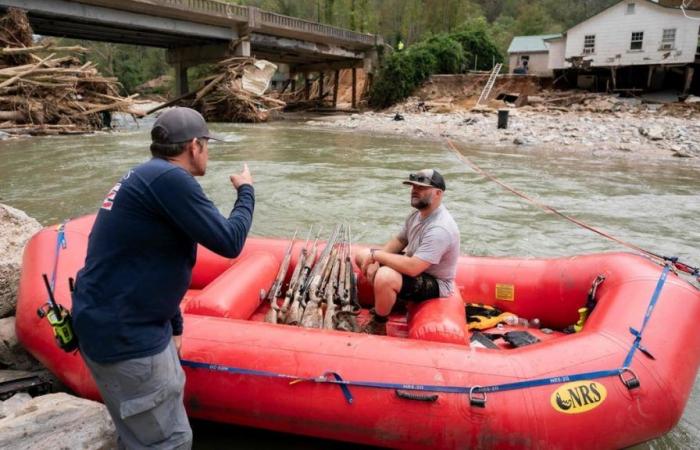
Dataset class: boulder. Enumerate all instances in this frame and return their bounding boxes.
[0,393,32,419]
[0,392,117,449]
[0,317,42,371]
[638,125,665,141]
[0,204,42,318]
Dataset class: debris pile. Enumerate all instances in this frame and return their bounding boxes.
[0,9,140,136]
[175,57,284,123]
[270,69,369,111]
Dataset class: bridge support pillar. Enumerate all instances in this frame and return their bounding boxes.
[351,68,357,109]
[332,70,339,107]
[319,72,324,101]
[233,39,251,57]
[174,62,189,96]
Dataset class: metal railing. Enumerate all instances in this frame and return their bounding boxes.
[99,0,374,45]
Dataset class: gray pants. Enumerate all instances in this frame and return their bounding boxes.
[84,340,192,450]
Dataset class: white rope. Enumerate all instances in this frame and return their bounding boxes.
[681,0,700,20]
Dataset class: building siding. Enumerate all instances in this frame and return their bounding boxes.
[547,38,566,70]
[509,52,552,76]
[552,0,700,69]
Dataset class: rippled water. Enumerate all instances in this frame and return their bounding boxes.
[1,120,698,448]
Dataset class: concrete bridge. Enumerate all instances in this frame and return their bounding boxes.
[0,0,381,103]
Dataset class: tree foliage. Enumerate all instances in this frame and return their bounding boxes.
[368,18,504,107]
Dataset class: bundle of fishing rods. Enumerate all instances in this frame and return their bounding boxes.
[264,224,362,332]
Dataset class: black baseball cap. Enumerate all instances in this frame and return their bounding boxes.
[402,169,446,191]
[151,107,225,144]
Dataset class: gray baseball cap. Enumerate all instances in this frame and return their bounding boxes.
[402,169,446,191]
[151,107,225,144]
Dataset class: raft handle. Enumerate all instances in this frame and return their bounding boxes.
[395,390,438,403]
[469,386,487,408]
[619,368,640,390]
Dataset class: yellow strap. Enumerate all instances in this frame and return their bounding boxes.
[467,312,515,330]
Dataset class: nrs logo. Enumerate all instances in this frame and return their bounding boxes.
[550,381,607,414]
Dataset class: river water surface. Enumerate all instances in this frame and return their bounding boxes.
[0,120,698,448]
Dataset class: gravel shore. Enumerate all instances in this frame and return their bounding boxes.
[306,107,700,159]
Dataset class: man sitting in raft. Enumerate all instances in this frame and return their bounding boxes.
[355,169,460,335]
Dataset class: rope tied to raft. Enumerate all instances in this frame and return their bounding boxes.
[444,138,699,283]
[50,220,69,291]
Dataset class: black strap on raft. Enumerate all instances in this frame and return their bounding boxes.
[445,139,700,284]
[395,390,438,403]
[586,274,606,311]
[180,263,671,408]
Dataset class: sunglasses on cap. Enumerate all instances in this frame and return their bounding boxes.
[408,173,434,184]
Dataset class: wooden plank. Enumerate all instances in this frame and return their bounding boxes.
[332,70,339,107]
[351,68,357,109]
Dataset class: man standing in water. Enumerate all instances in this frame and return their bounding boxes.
[72,107,254,449]
[355,169,460,335]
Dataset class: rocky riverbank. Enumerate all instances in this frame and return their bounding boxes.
[306,105,700,159]
[0,203,117,449]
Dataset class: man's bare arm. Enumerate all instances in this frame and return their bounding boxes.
[371,251,430,277]
[382,236,407,254]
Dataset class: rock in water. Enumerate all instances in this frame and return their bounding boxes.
[0,204,42,318]
[0,392,117,449]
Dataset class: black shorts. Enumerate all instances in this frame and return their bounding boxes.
[398,273,440,302]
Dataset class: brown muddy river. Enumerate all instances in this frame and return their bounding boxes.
[1,119,698,448]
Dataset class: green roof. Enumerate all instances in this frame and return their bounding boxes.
[507,34,562,53]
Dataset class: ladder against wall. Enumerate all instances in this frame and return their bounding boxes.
[476,63,502,106]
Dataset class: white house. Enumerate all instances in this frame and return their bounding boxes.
[507,34,561,76]
[547,0,700,92]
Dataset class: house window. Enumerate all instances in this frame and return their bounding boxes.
[583,35,595,54]
[630,31,644,50]
[626,3,635,14]
[661,29,676,50]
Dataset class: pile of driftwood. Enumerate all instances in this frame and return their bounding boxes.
[264,224,361,333]
[154,57,285,123]
[0,9,139,136]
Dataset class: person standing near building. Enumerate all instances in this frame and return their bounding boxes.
[72,107,255,449]
[355,169,460,335]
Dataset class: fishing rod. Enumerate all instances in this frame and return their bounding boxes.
[445,138,700,282]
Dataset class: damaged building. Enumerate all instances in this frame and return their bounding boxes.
[527,0,700,97]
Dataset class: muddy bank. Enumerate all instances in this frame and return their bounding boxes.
[307,107,700,159]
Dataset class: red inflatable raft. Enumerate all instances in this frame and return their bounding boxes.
[16,215,700,449]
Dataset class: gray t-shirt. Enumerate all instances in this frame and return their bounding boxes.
[397,204,460,297]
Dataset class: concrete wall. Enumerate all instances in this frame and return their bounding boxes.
[508,52,552,76]
[563,0,700,67]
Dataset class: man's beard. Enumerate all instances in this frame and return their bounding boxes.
[411,195,432,210]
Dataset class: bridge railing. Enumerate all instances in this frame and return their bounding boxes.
[143,0,374,45]
[159,0,248,20]
[258,10,375,46]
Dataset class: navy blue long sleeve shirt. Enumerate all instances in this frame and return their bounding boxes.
[72,158,254,363]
